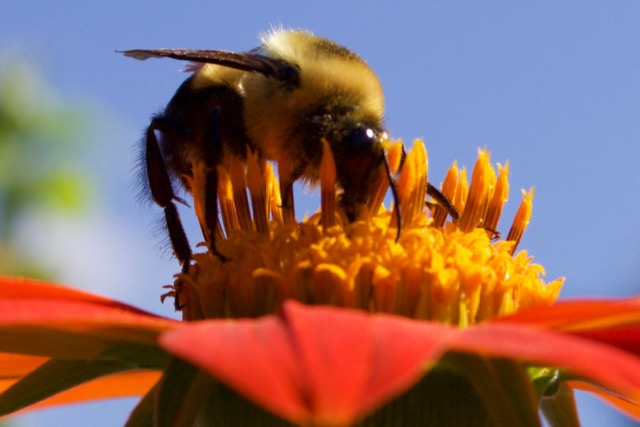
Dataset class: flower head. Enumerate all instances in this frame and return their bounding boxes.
[176,140,562,323]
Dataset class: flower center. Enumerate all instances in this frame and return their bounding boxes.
[170,140,563,324]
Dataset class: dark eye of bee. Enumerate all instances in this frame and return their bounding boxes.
[344,125,379,153]
[277,65,300,89]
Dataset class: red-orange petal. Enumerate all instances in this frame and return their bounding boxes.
[450,322,640,403]
[0,276,155,315]
[160,301,451,426]
[0,278,175,413]
[0,299,176,358]
[496,298,640,355]
[0,353,48,393]
[497,298,640,331]
[0,277,177,358]
[26,371,161,411]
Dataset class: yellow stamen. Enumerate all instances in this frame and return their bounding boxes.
[459,149,494,232]
[216,166,239,236]
[507,188,534,254]
[266,163,283,224]
[453,167,469,217]
[433,162,459,227]
[397,141,428,226]
[484,162,510,234]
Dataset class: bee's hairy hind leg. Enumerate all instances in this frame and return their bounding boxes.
[145,117,193,272]
[203,106,229,262]
[279,180,296,223]
[145,118,193,311]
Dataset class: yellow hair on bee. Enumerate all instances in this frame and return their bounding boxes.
[243,29,385,176]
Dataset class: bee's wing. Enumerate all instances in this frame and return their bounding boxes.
[118,48,289,79]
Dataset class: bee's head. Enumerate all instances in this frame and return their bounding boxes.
[327,120,388,221]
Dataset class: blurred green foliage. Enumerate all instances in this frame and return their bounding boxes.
[0,55,91,278]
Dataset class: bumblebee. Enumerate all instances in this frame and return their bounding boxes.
[121,29,458,276]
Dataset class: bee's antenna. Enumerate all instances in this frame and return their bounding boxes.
[383,153,402,242]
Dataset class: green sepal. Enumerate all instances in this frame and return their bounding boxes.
[154,357,204,427]
[357,366,492,427]
[154,357,294,427]
[198,380,296,426]
[98,342,169,369]
[539,382,581,427]
[528,365,581,426]
[444,352,542,427]
[125,381,158,427]
[529,366,561,397]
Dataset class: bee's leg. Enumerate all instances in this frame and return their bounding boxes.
[146,117,193,273]
[280,181,296,222]
[427,182,460,221]
[277,160,296,222]
[203,106,229,261]
[145,118,192,311]
[382,154,402,242]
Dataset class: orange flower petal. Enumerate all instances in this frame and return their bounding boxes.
[160,301,451,426]
[0,277,177,361]
[450,323,640,403]
[26,371,161,411]
[0,353,48,393]
[497,299,640,355]
[0,276,155,315]
[497,298,640,332]
[0,299,176,358]
[0,278,174,414]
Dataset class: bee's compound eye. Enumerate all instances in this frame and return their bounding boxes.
[344,126,378,153]
[278,65,300,89]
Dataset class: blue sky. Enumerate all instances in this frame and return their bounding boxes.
[2,2,640,426]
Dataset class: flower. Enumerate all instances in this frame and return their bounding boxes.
[1,141,640,426]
